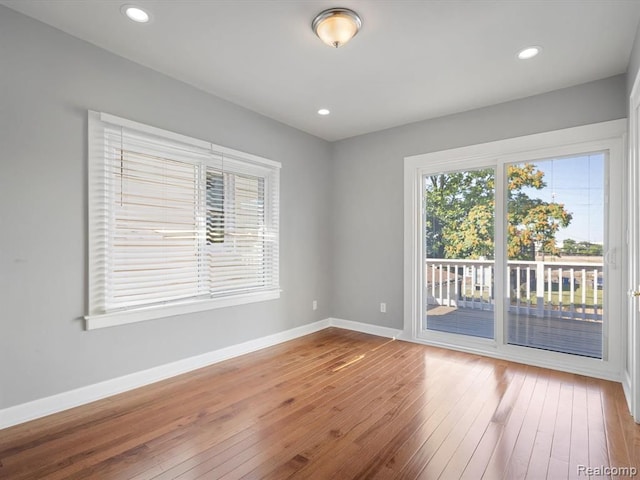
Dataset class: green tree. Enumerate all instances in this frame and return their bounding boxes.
[425,169,494,259]
[445,203,494,259]
[586,242,603,256]
[562,238,578,255]
[425,164,572,260]
[561,239,603,256]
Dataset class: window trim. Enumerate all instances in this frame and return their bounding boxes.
[85,290,280,330]
[86,111,281,330]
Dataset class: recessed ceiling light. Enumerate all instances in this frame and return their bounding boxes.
[517,46,541,60]
[318,108,330,116]
[121,5,150,23]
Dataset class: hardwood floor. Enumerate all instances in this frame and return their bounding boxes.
[1,328,639,479]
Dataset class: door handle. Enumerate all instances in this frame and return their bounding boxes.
[604,248,616,268]
[631,291,640,297]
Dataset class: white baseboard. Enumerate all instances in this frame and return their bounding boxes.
[622,369,634,420]
[0,318,331,430]
[329,318,403,339]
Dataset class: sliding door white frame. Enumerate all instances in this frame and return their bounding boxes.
[403,119,626,381]
[625,75,640,421]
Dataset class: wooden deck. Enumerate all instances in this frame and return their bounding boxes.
[426,306,603,358]
[1,328,637,479]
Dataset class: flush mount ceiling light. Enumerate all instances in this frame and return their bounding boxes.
[312,8,362,48]
[517,46,541,60]
[121,5,150,23]
[317,108,331,115]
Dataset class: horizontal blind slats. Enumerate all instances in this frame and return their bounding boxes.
[89,113,280,316]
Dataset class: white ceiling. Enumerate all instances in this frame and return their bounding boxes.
[3,0,640,141]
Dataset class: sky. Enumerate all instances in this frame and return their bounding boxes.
[519,153,605,245]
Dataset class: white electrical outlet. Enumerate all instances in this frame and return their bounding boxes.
[313,300,318,311]
[380,302,386,313]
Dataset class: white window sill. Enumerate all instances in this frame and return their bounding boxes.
[84,290,281,330]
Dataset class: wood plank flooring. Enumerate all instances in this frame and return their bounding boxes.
[1,328,639,479]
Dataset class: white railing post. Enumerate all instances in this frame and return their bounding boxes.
[438,264,443,306]
[431,265,436,300]
[570,269,575,315]
[593,268,598,315]
[446,264,451,307]
[526,266,531,306]
[488,265,493,307]
[558,267,564,313]
[471,265,476,309]
[581,269,587,320]
[516,266,521,311]
[536,261,545,317]
[479,265,485,310]
[454,264,459,306]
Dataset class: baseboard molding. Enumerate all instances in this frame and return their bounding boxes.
[0,318,331,430]
[329,318,403,339]
[622,369,634,420]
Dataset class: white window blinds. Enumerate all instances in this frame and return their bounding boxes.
[87,112,280,328]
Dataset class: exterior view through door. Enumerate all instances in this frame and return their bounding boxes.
[406,122,624,397]
[423,154,606,359]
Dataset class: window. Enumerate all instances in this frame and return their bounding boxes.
[86,112,280,329]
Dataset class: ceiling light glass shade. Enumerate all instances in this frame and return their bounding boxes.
[312,8,362,48]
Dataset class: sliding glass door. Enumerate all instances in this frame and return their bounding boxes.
[423,168,496,339]
[419,153,610,361]
[406,121,624,378]
[506,154,606,358]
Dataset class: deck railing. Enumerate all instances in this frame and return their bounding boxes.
[425,258,603,321]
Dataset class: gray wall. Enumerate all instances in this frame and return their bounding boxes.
[628,20,640,97]
[0,7,332,408]
[330,75,627,329]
